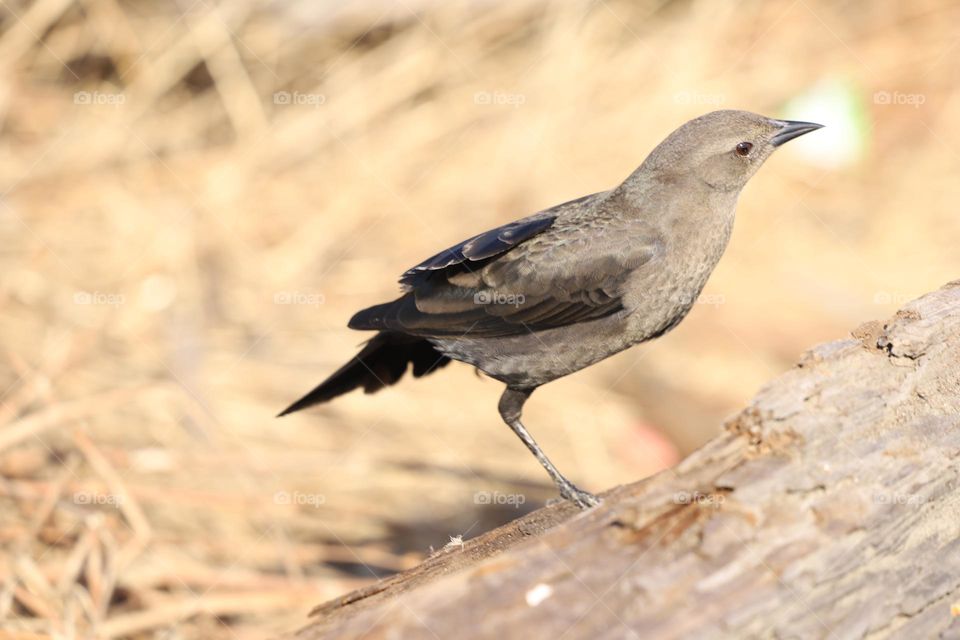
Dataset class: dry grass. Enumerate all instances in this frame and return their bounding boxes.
[1,0,958,637]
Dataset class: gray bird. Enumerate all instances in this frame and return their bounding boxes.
[279,110,822,509]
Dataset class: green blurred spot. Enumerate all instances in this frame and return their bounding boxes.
[781,78,870,169]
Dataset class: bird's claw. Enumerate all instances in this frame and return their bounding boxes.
[559,482,600,509]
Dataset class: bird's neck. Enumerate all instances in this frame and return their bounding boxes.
[614,170,740,231]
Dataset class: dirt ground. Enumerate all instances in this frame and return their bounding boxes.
[1,0,959,637]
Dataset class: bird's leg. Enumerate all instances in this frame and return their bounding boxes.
[498,387,600,509]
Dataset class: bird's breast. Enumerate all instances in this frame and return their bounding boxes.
[621,210,736,342]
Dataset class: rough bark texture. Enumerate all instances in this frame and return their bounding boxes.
[289,282,960,640]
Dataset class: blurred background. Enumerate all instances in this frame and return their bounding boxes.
[1,0,958,637]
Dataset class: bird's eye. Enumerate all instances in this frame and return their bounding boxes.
[735,142,754,157]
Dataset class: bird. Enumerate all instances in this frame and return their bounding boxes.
[279,110,823,509]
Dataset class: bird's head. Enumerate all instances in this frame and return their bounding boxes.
[640,110,823,192]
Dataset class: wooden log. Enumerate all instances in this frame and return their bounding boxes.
[290,281,960,640]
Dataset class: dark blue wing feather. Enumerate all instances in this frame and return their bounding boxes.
[399,214,556,288]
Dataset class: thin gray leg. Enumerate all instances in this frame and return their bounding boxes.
[498,387,600,509]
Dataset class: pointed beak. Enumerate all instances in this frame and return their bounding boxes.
[769,120,824,147]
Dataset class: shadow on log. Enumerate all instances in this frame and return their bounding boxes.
[288,281,960,640]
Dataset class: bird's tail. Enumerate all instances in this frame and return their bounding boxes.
[277,332,451,416]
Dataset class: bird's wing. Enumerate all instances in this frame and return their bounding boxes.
[398,193,606,290]
[351,210,662,338]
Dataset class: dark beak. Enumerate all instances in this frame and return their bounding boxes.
[769,120,824,147]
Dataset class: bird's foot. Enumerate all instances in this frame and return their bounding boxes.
[558,481,600,509]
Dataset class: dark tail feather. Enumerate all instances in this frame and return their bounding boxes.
[277,332,451,417]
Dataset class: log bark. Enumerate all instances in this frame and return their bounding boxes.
[289,281,960,640]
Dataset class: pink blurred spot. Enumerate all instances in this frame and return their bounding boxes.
[616,421,681,475]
